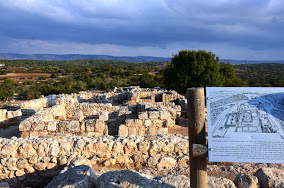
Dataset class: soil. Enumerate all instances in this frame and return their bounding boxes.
[0,73,52,83]
[138,163,284,181]
[0,73,52,79]
[169,118,188,136]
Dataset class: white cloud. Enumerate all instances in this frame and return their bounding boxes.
[1,0,284,59]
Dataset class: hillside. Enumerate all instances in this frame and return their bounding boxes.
[0,53,171,62]
[1,53,284,64]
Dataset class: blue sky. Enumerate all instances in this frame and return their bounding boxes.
[0,0,284,60]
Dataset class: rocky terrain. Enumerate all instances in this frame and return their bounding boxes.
[0,87,283,187]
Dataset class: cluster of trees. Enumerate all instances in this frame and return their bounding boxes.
[162,50,246,94]
[0,79,17,101]
[0,50,283,101]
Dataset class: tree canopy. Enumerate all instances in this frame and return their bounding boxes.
[163,50,237,94]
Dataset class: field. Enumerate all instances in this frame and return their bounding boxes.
[0,73,51,82]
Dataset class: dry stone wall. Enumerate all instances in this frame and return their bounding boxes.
[0,109,22,127]
[19,97,48,109]
[0,134,189,186]
[16,86,186,137]
[118,110,175,136]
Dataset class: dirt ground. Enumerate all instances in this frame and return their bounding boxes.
[0,73,52,82]
[168,118,189,136]
[0,73,52,79]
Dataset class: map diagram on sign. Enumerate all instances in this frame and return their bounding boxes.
[207,88,284,139]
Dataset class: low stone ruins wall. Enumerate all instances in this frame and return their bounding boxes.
[118,110,175,136]
[1,86,185,137]
[19,94,183,137]
[0,134,189,186]
[19,97,48,109]
[0,109,22,127]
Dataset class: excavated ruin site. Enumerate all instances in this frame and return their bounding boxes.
[0,86,283,187]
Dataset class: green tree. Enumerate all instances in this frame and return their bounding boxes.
[163,50,231,94]
[139,73,159,88]
[0,79,16,101]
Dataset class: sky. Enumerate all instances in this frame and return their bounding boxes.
[0,0,284,60]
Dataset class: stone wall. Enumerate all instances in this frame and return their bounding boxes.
[0,134,189,186]
[20,118,108,138]
[15,86,185,137]
[19,97,48,109]
[118,110,175,136]
[0,109,22,127]
[19,95,183,137]
[137,102,181,117]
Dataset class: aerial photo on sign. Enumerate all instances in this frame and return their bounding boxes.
[206,87,284,163]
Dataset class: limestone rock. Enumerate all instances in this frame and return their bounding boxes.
[97,170,168,188]
[45,165,97,188]
[138,112,148,119]
[73,110,84,121]
[94,120,106,133]
[6,109,22,119]
[6,158,18,171]
[99,111,108,121]
[1,144,17,157]
[234,174,259,188]
[16,159,29,169]
[48,142,60,156]
[208,176,236,188]
[34,162,47,171]
[255,168,284,188]
[148,111,160,119]
[103,158,116,167]
[0,109,7,122]
[155,175,190,188]
[19,120,32,132]
[68,157,91,168]
[18,143,37,158]
[144,119,151,127]
[159,110,170,120]
[118,124,128,136]
[157,157,176,169]
[66,120,80,133]
[147,156,159,168]
[47,121,57,132]
[85,119,95,132]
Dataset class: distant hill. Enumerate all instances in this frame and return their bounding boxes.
[221,59,284,64]
[0,53,284,64]
[0,53,171,62]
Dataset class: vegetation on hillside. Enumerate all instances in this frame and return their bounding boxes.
[0,59,164,100]
[0,51,283,101]
[234,63,284,87]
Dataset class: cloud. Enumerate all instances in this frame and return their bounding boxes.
[0,0,284,59]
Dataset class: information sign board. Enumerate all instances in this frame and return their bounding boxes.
[206,87,284,163]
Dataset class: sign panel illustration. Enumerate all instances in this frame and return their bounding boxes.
[207,87,284,163]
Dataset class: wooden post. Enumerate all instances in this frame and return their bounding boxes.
[187,88,207,188]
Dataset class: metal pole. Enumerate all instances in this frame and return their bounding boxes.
[187,88,208,188]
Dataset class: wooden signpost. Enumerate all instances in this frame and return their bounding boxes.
[187,87,284,187]
[187,88,208,188]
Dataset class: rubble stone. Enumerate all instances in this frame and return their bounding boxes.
[255,168,284,188]
[45,165,97,188]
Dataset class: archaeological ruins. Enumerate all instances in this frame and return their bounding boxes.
[0,87,190,187]
[0,86,283,188]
